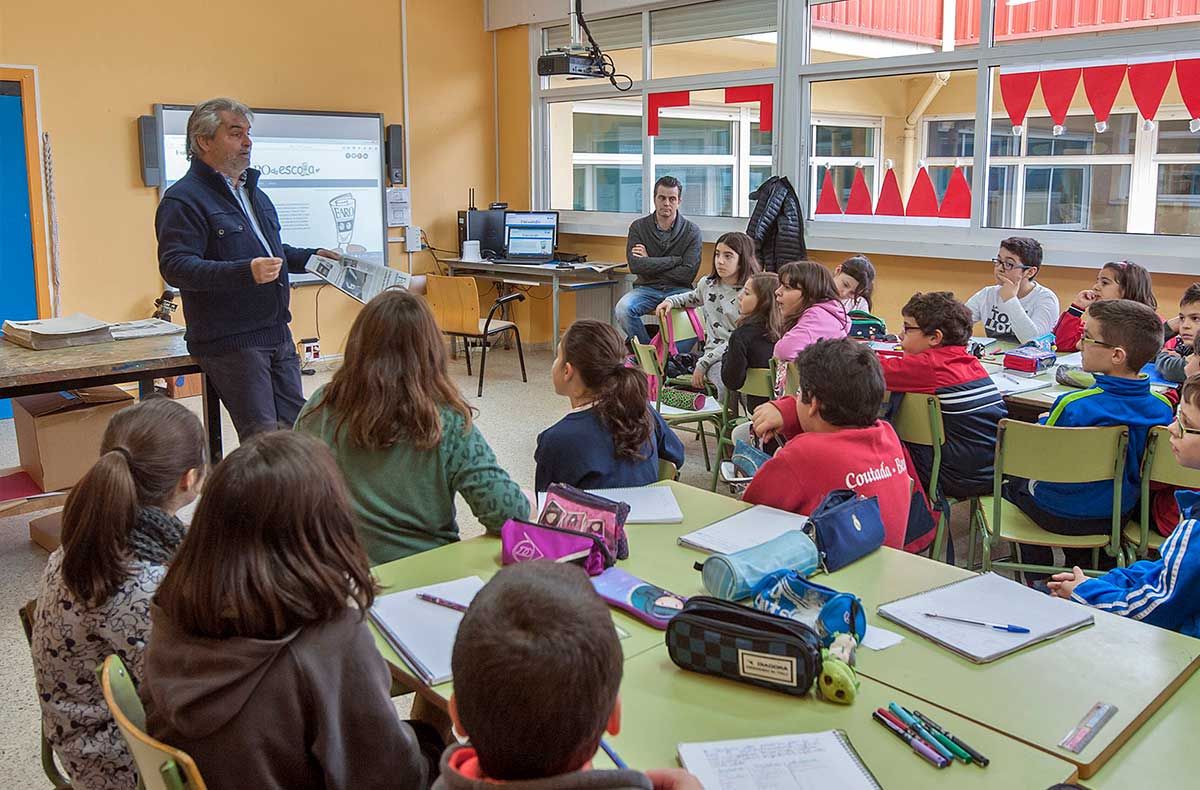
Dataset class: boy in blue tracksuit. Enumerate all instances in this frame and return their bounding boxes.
[1049,375,1200,639]
[1005,299,1174,570]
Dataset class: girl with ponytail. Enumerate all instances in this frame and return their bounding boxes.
[535,320,685,491]
[31,397,206,790]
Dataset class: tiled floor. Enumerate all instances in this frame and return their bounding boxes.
[0,344,981,786]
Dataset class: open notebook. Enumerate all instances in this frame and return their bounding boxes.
[536,486,682,524]
[368,576,484,685]
[678,731,880,790]
[990,371,1053,396]
[677,505,808,554]
[877,572,1093,664]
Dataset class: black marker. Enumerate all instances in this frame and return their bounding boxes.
[913,709,990,767]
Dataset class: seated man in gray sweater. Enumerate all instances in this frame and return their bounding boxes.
[615,175,703,344]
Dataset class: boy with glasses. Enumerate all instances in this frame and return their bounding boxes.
[879,291,1007,500]
[964,237,1059,343]
[1049,373,1200,638]
[1005,299,1174,572]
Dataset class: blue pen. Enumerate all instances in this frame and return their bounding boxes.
[889,703,954,761]
[923,612,1031,634]
[600,739,627,770]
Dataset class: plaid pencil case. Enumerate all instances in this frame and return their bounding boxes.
[665,596,822,697]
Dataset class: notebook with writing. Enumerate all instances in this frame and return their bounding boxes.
[677,731,880,790]
[877,572,1093,664]
[368,576,485,685]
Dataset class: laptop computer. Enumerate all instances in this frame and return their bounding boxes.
[493,211,559,264]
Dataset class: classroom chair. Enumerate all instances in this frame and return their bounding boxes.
[99,655,208,790]
[18,600,74,789]
[1125,426,1200,560]
[782,361,799,396]
[630,338,723,471]
[424,274,527,397]
[890,392,975,566]
[709,365,774,492]
[976,420,1128,578]
[658,459,680,482]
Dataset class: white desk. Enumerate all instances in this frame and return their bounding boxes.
[443,258,633,348]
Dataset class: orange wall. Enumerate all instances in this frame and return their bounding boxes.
[0,0,496,355]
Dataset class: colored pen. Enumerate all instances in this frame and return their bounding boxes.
[415,593,468,613]
[923,612,1030,634]
[879,709,950,767]
[888,703,954,761]
[600,739,628,770]
[914,710,990,767]
[873,710,949,768]
[910,712,971,763]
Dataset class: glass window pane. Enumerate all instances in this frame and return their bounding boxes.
[750,165,773,193]
[987,165,1018,228]
[1021,165,1130,232]
[572,113,642,154]
[814,165,876,209]
[928,166,972,201]
[651,0,777,79]
[1025,114,1136,157]
[656,117,733,155]
[750,122,772,157]
[814,126,875,158]
[992,1,1200,46]
[543,13,641,88]
[809,0,979,63]
[572,165,643,212]
[928,118,1016,158]
[1156,164,1200,236]
[656,165,733,217]
[1158,120,1200,156]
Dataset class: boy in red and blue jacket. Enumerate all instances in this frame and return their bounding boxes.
[880,292,1007,499]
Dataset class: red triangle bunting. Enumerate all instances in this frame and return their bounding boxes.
[906,168,939,218]
[875,168,905,217]
[1176,59,1200,131]
[814,169,843,215]
[999,71,1039,132]
[845,168,873,215]
[938,167,972,219]
[1082,64,1127,132]
[1039,68,1082,132]
[1128,61,1174,126]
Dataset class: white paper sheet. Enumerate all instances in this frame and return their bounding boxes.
[678,731,880,790]
[536,486,683,524]
[677,505,808,554]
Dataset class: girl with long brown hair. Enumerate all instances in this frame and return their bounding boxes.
[1054,260,1158,352]
[654,231,761,397]
[143,431,437,790]
[31,398,206,790]
[722,272,782,414]
[295,289,528,564]
[536,320,685,491]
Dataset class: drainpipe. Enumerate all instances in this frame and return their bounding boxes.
[902,71,951,192]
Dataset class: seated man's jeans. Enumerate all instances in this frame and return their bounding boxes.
[614,285,691,345]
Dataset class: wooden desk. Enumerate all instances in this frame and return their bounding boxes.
[837,549,1200,779]
[606,649,1078,789]
[0,334,222,462]
[443,258,633,349]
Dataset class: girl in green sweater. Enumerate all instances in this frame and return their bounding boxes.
[296,290,529,564]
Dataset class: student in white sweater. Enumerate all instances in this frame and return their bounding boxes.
[965,236,1060,343]
[657,231,761,399]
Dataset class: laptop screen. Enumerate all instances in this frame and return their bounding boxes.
[503,211,558,257]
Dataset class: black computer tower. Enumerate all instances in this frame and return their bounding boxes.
[457,209,506,259]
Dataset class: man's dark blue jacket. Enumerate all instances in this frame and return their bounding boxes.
[156,158,316,356]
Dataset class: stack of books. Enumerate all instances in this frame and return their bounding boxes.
[2,314,113,350]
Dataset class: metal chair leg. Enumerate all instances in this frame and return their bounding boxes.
[512,327,527,383]
[477,335,488,398]
[462,338,473,376]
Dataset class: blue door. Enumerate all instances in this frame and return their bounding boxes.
[0,82,41,419]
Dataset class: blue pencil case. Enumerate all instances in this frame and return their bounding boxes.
[694,531,819,601]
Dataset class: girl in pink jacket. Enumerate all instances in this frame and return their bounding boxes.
[773,261,850,389]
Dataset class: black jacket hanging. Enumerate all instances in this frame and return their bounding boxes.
[745,176,807,272]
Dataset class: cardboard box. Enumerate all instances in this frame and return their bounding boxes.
[29,507,64,553]
[166,373,203,399]
[13,386,136,492]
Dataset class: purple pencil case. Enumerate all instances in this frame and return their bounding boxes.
[500,519,613,576]
[591,567,687,630]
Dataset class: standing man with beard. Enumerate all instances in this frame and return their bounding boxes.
[156,97,341,439]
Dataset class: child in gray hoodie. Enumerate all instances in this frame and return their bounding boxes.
[435,562,699,790]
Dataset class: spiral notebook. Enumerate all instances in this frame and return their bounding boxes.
[877,572,1093,664]
[677,731,880,790]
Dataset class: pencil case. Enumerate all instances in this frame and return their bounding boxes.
[694,531,819,601]
[658,386,706,411]
[500,519,613,576]
[591,567,686,629]
[1003,346,1056,375]
[666,596,822,696]
[537,484,630,560]
[750,572,867,646]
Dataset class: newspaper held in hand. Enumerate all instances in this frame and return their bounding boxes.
[305,254,410,304]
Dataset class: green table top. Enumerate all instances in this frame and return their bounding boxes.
[828,548,1200,779]
[602,648,1077,788]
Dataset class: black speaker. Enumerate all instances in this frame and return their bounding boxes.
[386,124,404,185]
[138,115,162,187]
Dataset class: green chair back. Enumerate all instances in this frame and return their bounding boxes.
[20,600,74,789]
[665,309,701,345]
[891,393,944,449]
[1130,426,1200,558]
[630,339,662,379]
[739,367,775,400]
[782,361,800,396]
[657,459,679,481]
[996,420,1128,485]
[99,655,207,790]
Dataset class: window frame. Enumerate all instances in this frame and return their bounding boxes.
[530,1,1200,273]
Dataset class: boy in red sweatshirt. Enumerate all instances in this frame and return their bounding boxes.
[747,338,912,549]
[881,291,1007,499]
